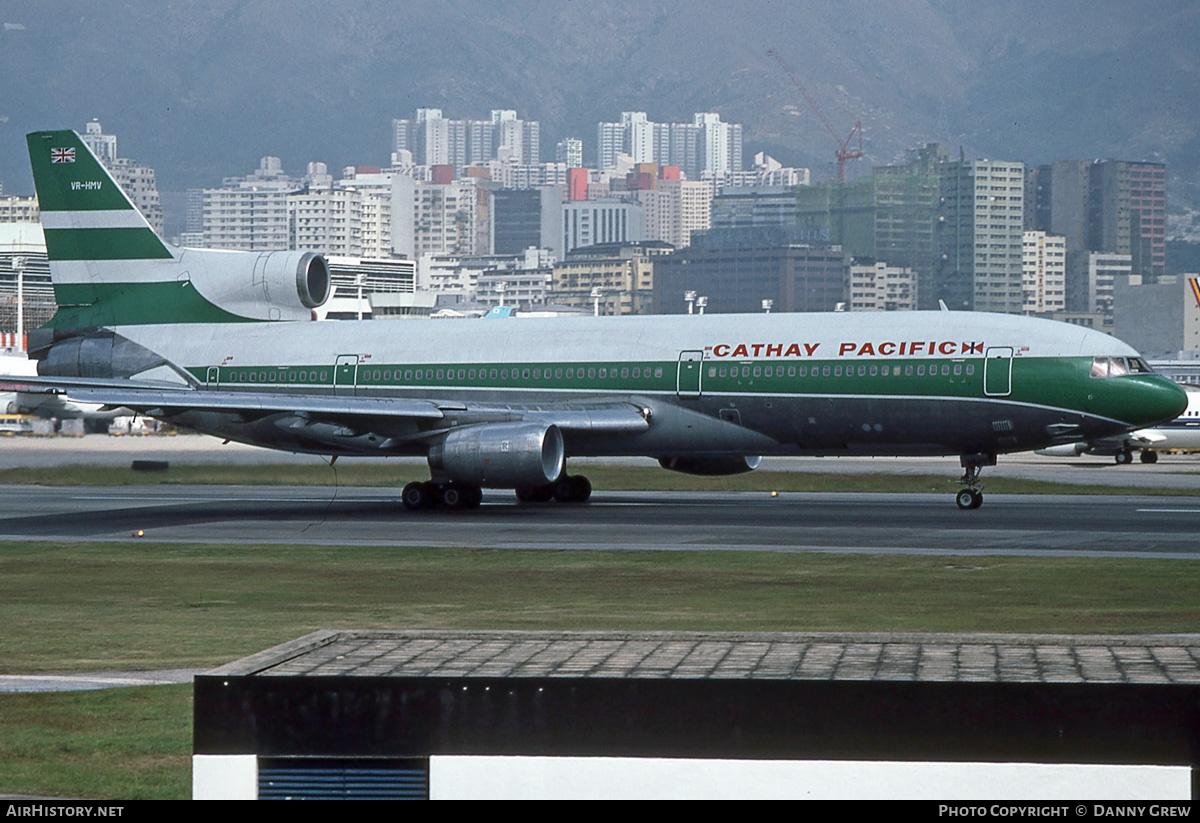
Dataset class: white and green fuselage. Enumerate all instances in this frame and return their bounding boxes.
[19,129,1189,488]
[81,311,1182,461]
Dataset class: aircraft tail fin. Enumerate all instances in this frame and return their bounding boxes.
[27,129,191,330]
[27,130,173,264]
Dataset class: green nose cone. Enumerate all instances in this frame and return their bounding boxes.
[1126,377,1189,428]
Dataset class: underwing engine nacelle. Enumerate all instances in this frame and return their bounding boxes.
[658,455,762,476]
[1035,443,1090,457]
[429,422,565,488]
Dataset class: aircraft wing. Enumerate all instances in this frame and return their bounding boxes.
[0,374,651,434]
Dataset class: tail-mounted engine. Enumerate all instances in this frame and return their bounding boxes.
[180,249,330,321]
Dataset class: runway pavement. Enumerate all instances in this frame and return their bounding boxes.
[2,483,1198,558]
[3,432,1200,487]
[2,435,1198,555]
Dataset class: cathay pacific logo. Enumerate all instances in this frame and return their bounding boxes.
[704,340,987,358]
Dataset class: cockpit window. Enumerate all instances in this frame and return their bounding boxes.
[1091,356,1154,377]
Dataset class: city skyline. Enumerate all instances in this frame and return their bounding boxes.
[0,1,1195,217]
[2,116,1169,330]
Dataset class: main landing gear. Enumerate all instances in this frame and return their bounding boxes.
[516,474,592,505]
[401,481,483,511]
[401,473,594,511]
[955,453,994,510]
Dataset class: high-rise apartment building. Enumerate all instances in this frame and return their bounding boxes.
[1021,231,1066,314]
[1126,162,1166,276]
[80,119,117,164]
[200,157,295,251]
[667,122,699,180]
[339,166,396,260]
[556,138,583,169]
[197,159,395,258]
[936,158,1025,313]
[630,175,713,250]
[1077,251,1132,318]
[694,112,742,177]
[542,199,645,259]
[676,179,714,249]
[596,112,742,179]
[596,120,625,173]
[289,178,362,258]
[1026,159,1166,279]
[392,176,488,259]
[848,260,917,312]
[0,196,39,223]
[393,109,540,174]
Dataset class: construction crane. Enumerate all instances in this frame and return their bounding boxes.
[768,49,863,184]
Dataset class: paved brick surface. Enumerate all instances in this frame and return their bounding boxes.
[211,630,1200,684]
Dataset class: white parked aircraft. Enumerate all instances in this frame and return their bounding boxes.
[3,130,1187,509]
[1,352,119,423]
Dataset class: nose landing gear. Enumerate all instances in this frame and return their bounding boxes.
[955,487,983,510]
[955,453,994,509]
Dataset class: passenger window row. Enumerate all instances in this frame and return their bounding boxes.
[706,362,976,379]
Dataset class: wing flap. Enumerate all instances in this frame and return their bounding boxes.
[71,387,448,419]
[0,375,446,420]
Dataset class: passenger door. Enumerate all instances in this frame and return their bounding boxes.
[677,351,703,398]
[983,347,1013,397]
[334,355,359,396]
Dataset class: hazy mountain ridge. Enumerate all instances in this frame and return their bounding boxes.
[1,0,1196,209]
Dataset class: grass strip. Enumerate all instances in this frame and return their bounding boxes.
[0,685,190,800]
[3,540,1200,800]
[4,541,1200,674]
